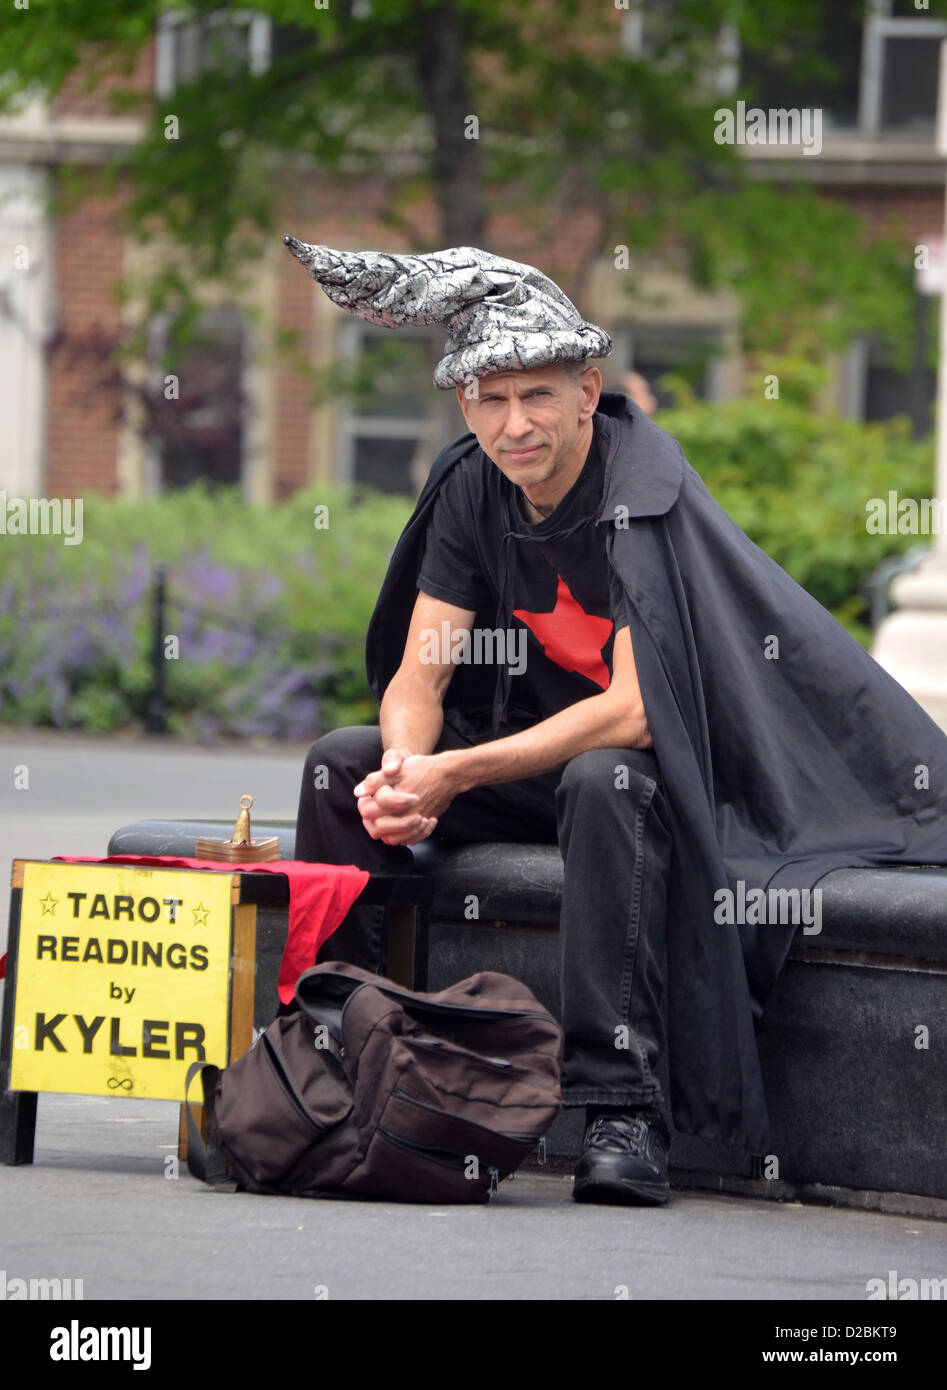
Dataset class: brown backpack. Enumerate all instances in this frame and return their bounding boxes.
[186,962,563,1203]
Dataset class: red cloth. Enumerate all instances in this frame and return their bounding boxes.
[43,855,370,1005]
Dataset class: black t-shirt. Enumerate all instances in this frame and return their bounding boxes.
[417,418,628,724]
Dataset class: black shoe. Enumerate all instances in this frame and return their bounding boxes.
[572,1108,671,1206]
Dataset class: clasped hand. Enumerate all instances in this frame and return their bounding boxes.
[353,748,459,846]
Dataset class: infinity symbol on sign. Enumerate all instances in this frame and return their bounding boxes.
[107,1077,134,1091]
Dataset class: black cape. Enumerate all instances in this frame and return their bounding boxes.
[365,391,947,1151]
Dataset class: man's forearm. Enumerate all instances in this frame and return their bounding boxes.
[379,670,446,756]
[446,689,650,794]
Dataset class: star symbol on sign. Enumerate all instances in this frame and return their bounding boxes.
[191,902,210,928]
[39,892,58,916]
[513,574,613,689]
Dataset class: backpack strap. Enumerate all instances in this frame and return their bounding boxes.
[184,1061,239,1190]
[295,966,550,1034]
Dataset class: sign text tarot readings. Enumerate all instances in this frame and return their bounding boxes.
[10,863,231,1100]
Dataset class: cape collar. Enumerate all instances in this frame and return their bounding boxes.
[594,390,685,523]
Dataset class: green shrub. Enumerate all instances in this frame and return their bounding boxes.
[658,393,934,644]
[0,484,412,739]
[0,400,933,737]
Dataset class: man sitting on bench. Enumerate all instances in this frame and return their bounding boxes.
[286,239,947,1207]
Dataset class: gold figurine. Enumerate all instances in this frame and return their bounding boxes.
[231,794,254,845]
[195,793,280,863]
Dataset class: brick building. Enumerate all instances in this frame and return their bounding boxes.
[0,1,944,503]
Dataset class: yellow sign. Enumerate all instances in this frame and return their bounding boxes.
[9,862,232,1101]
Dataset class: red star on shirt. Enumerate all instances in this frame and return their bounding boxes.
[513,574,613,689]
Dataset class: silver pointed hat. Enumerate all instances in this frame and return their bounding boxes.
[283,237,611,388]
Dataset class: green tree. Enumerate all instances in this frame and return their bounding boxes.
[0,0,935,370]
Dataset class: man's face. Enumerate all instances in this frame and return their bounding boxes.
[455,362,602,491]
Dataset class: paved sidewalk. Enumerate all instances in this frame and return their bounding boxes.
[1,1093,945,1301]
[3,735,946,1305]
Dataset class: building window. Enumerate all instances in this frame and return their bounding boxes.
[155,9,271,97]
[336,323,440,496]
[739,0,864,133]
[860,8,947,139]
[619,1,739,97]
[737,1,947,142]
[610,325,723,411]
[842,293,936,439]
[144,307,248,492]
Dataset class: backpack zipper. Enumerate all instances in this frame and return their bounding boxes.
[391,1087,547,1146]
[377,1125,500,1182]
[261,1032,327,1134]
[407,1035,526,1071]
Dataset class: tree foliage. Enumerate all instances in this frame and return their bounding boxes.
[0,0,936,369]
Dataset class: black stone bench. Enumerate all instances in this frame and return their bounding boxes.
[106,819,947,1215]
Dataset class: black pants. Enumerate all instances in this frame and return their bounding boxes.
[294,717,673,1112]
